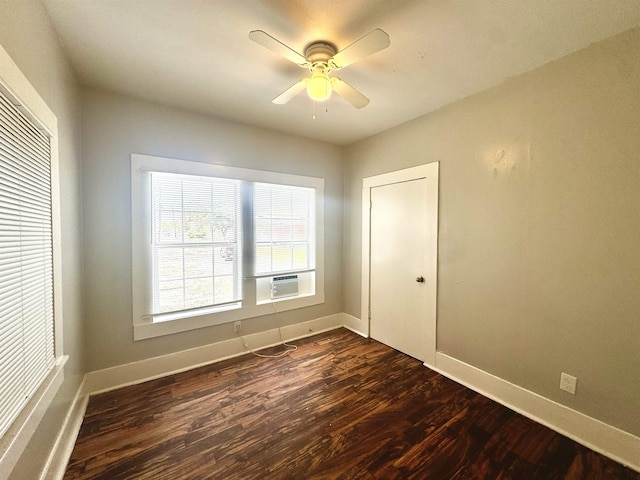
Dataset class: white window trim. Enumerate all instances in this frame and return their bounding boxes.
[131,153,325,340]
[0,45,67,476]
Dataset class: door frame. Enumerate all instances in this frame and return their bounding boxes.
[361,163,439,367]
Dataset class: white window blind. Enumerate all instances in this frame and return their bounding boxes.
[151,172,242,315]
[0,88,55,439]
[254,183,314,275]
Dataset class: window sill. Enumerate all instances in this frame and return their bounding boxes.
[133,293,324,341]
[152,302,242,323]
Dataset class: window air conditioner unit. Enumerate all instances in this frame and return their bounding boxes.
[271,275,299,299]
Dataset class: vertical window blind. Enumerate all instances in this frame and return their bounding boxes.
[0,88,55,438]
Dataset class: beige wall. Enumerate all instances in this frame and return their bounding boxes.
[344,28,640,436]
[0,0,85,477]
[81,88,344,371]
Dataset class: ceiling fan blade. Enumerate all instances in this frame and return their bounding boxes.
[331,28,390,69]
[273,79,309,104]
[249,30,309,67]
[330,78,369,109]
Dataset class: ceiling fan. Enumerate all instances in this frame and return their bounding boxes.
[249,28,390,109]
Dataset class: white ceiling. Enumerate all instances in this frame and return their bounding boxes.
[43,0,640,146]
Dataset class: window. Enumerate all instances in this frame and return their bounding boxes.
[131,154,324,340]
[151,173,243,314]
[254,183,314,276]
[0,44,64,457]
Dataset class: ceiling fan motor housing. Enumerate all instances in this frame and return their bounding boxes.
[304,42,337,67]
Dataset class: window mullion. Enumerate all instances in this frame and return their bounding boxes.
[209,184,218,303]
[180,180,186,309]
[241,181,256,305]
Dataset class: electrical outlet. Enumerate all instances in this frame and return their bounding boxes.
[560,372,577,394]
[233,321,241,333]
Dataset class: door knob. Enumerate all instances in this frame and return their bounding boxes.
[416,276,425,283]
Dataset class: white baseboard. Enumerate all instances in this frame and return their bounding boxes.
[341,312,368,337]
[278,313,343,342]
[82,314,344,396]
[343,325,369,338]
[41,382,88,480]
[430,352,640,473]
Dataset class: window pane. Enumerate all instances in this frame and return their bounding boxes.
[272,220,292,242]
[214,276,235,303]
[291,191,309,218]
[292,220,307,241]
[182,180,212,212]
[184,247,213,278]
[255,218,271,243]
[185,277,213,309]
[270,189,292,218]
[272,245,292,271]
[212,183,238,242]
[292,244,308,269]
[255,245,272,273]
[184,211,213,243]
[214,245,234,275]
[157,279,184,312]
[153,178,183,244]
[254,193,270,218]
[157,247,184,282]
[157,210,183,244]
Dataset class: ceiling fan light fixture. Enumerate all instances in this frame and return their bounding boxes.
[307,65,332,102]
[307,75,332,101]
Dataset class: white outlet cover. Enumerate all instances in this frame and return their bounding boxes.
[560,372,577,394]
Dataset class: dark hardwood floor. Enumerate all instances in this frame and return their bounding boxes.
[64,328,638,479]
